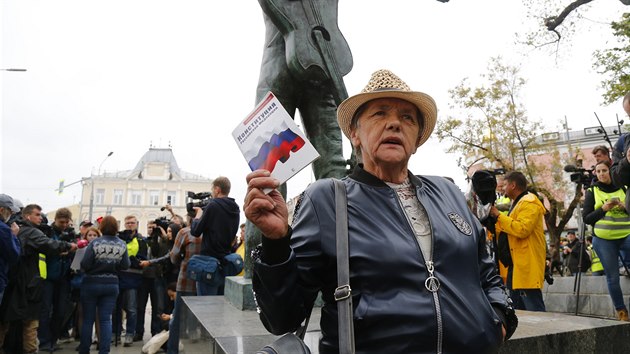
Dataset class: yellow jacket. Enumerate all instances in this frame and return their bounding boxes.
[495,192,547,290]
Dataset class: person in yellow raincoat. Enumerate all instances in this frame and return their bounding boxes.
[490,171,547,312]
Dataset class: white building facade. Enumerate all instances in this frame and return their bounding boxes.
[76,148,213,235]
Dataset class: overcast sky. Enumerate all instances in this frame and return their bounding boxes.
[1,0,627,220]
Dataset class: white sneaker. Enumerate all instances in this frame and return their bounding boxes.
[123,335,134,347]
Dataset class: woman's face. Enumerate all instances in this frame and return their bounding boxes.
[86,231,99,242]
[595,163,611,184]
[167,227,173,240]
[350,98,420,173]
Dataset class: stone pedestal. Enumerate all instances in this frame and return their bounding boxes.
[180,296,630,354]
[543,275,630,318]
[224,276,256,310]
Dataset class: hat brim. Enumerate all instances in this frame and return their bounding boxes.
[337,89,437,148]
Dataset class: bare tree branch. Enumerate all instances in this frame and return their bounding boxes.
[544,0,594,31]
[442,131,489,152]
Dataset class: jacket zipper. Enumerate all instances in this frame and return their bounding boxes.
[392,189,443,354]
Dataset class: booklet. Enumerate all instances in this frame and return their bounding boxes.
[232,92,320,190]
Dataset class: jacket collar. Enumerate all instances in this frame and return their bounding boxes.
[349,164,423,188]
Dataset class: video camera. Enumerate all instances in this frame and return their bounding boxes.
[563,164,594,186]
[186,191,212,216]
[153,216,171,231]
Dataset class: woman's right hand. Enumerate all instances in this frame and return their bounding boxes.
[602,200,617,212]
[244,170,289,239]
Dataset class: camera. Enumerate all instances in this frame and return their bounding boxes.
[564,164,594,186]
[153,216,171,231]
[59,226,78,242]
[7,211,22,226]
[186,191,212,216]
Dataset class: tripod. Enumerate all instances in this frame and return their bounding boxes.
[573,202,588,316]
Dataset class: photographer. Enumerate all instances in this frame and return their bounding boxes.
[190,176,240,296]
[39,207,78,351]
[162,204,185,227]
[134,218,180,341]
[582,160,630,321]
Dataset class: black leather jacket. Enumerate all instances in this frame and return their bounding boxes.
[253,166,516,354]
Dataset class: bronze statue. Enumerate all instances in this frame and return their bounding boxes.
[256,0,352,179]
[244,0,353,278]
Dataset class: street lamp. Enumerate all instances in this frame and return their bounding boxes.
[0,68,27,72]
[88,151,114,222]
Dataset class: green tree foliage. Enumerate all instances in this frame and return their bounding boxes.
[593,13,630,104]
[437,57,584,247]
[437,57,542,174]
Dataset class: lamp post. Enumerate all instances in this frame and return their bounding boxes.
[0,68,27,72]
[88,151,113,222]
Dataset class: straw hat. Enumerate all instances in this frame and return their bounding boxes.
[337,69,437,148]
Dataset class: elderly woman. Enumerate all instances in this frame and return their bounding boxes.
[582,160,630,321]
[245,70,517,353]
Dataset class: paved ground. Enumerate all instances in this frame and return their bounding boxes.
[57,307,156,354]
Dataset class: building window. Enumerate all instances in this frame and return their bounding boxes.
[131,190,142,206]
[166,191,177,206]
[149,190,160,206]
[113,189,123,205]
[95,189,105,205]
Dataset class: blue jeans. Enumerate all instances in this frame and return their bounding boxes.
[196,276,225,296]
[137,277,166,336]
[506,266,546,312]
[38,277,71,349]
[78,281,119,354]
[167,291,195,354]
[592,235,630,310]
[115,288,138,337]
[509,288,546,312]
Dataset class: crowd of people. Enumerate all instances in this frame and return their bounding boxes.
[1,74,629,354]
[0,176,244,354]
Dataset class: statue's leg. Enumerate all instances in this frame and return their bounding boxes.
[245,39,297,279]
[299,83,347,180]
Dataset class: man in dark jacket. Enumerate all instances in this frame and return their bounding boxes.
[0,204,76,354]
[38,207,77,352]
[115,215,147,347]
[562,231,591,275]
[190,176,240,296]
[0,194,21,305]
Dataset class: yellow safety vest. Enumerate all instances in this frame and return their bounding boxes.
[39,253,47,279]
[588,246,604,273]
[127,236,139,257]
[496,195,511,215]
[592,187,630,240]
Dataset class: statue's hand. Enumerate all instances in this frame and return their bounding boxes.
[245,170,289,239]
